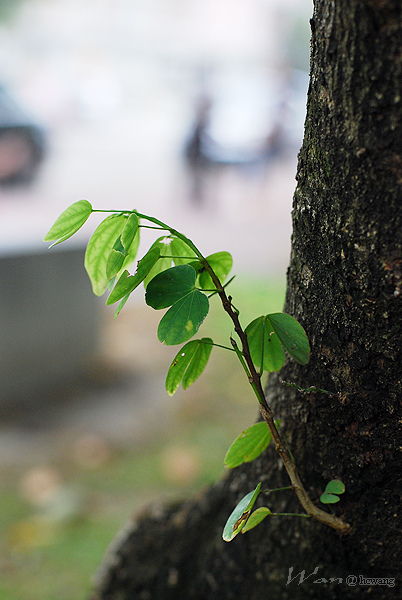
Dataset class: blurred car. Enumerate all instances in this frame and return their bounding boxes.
[0,85,46,186]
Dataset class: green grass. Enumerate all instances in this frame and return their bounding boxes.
[0,276,285,599]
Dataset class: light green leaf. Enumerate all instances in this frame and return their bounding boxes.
[121,213,139,252]
[324,480,345,495]
[268,313,310,365]
[120,226,140,275]
[44,200,92,246]
[170,237,197,265]
[241,507,272,533]
[320,492,340,504]
[165,338,213,395]
[145,264,197,309]
[106,249,125,280]
[224,422,272,469]
[182,338,213,389]
[106,270,130,305]
[85,214,127,296]
[143,237,196,288]
[142,237,172,288]
[112,236,125,254]
[222,483,261,542]
[114,293,130,318]
[165,341,199,395]
[157,290,209,345]
[111,213,141,278]
[245,316,285,372]
[198,251,233,290]
[106,247,161,305]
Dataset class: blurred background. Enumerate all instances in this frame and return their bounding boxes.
[0,0,312,597]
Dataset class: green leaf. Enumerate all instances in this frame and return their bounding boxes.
[245,313,310,372]
[121,213,139,252]
[112,236,125,254]
[145,264,209,346]
[106,247,161,305]
[143,237,196,288]
[157,290,209,345]
[198,251,233,290]
[324,480,345,495]
[165,341,199,395]
[320,492,340,504]
[224,422,272,469]
[106,270,130,304]
[187,259,203,274]
[268,313,310,365]
[241,507,272,533]
[106,249,125,280]
[109,213,141,278]
[85,214,127,296]
[245,316,285,372]
[120,226,140,275]
[320,479,346,504]
[222,483,261,542]
[145,264,197,309]
[44,200,92,246]
[170,237,197,265]
[165,338,213,395]
[114,293,130,318]
[182,338,213,390]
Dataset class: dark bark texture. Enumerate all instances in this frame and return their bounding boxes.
[90,1,401,598]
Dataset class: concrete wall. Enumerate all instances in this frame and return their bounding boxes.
[0,245,100,406]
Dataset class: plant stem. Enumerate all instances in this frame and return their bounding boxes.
[270,512,311,518]
[205,341,235,352]
[139,225,166,231]
[263,486,293,494]
[92,209,131,214]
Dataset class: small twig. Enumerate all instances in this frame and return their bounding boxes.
[262,486,293,494]
[270,512,311,518]
[201,340,235,352]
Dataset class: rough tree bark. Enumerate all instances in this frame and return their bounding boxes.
[90,1,401,598]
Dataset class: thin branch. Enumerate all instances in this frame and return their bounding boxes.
[270,512,311,518]
[262,486,293,494]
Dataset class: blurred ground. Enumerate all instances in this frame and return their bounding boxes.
[0,0,312,597]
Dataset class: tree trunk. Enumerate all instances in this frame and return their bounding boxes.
[90,1,401,598]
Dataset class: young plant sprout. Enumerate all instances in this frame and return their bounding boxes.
[44,201,350,538]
